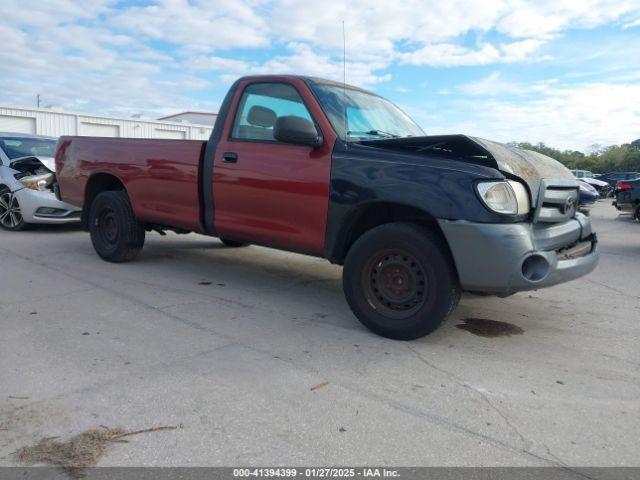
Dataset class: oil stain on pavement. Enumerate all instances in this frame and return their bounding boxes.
[456,318,524,337]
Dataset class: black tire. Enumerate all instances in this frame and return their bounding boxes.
[634,205,640,222]
[343,222,461,340]
[0,186,26,231]
[89,190,145,262]
[220,237,249,247]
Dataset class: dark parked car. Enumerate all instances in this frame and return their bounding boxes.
[613,178,640,220]
[578,181,598,213]
[598,172,640,189]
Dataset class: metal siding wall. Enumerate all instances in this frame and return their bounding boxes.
[0,115,37,134]
[0,106,212,140]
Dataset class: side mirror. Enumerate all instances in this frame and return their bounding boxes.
[273,115,322,148]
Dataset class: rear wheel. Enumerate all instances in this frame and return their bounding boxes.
[343,222,460,340]
[89,190,145,262]
[0,186,26,231]
[220,238,249,247]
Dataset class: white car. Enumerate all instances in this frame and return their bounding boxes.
[570,169,610,196]
[0,133,81,231]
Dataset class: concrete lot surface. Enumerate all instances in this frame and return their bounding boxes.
[1,201,638,467]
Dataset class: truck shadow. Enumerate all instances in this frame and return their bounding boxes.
[23,223,84,234]
[112,234,509,345]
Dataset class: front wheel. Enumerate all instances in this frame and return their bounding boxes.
[343,222,460,340]
[0,186,26,231]
[89,190,145,262]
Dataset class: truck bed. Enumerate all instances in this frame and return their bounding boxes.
[56,137,207,232]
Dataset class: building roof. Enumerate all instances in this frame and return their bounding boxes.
[0,132,57,140]
[157,111,217,120]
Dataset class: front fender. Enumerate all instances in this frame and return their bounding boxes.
[0,165,27,192]
[323,142,510,262]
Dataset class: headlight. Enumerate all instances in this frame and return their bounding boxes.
[476,180,530,215]
[18,173,54,191]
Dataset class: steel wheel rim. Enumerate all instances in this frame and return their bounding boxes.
[0,192,23,228]
[363,249,427,319]
[96,208,119,247]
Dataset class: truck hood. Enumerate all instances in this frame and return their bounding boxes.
[358,134,576,204]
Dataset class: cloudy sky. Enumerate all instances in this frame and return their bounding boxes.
[1,0,639,150]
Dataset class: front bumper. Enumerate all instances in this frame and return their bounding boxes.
[14,187,81,224]
[438,213,599,295]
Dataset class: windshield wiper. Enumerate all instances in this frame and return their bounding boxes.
[347,130,400,139]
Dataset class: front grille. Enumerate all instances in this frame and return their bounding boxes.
[533,180,580,224]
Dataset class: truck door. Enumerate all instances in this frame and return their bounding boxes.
[212,80,335,255]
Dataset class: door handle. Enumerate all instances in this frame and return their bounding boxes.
[222,152,238,163]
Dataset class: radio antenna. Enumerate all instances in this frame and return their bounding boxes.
[342,20,348,148]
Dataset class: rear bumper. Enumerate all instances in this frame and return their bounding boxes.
[613,200,636,213]
[438,213,599,295]
[14,187,81,224]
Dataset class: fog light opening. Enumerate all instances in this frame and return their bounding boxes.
[35,207,67,217]
[522,254,550,282]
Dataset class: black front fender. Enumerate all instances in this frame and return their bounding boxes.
[323,142,509,262]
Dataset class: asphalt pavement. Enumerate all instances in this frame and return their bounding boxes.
[1,201,638,467]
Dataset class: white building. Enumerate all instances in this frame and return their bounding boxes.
[0,106,213,140]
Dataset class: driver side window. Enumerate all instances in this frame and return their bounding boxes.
[231,83,314,142]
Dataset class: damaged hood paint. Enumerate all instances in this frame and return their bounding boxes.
[10,156,55,173]
[469,136,575,193]
[359,135,576,204]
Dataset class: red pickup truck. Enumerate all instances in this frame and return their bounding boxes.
[55,75,598,340]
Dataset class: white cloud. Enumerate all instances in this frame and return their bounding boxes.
[108,0,270,51]
[456,72,558,96]
[623,18,640,28]
[0,2,217,116]
[268,0,508,56]
[398,38,549,67]
[249,43,391,86]
[428,82,640,150]
[188,56,252,72]
[399,43,502,67]
[496,0,640,38]
[1,0,639,143]
[189,43,391,87]
[498,39,548,62]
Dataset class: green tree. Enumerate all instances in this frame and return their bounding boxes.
[508,139,640,173]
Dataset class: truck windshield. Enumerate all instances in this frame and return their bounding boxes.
[310,84,425,140]
[0,138,57,160]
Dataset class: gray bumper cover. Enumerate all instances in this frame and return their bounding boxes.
[438,213,598,295]
[14,187,81,224]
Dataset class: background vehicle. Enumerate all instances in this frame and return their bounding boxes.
[571,170,611,197]
[0,133,80,231]
[571,169,594,179]
[613,179,640,220]
[55,75,598,340]
[578,181,598,215]
[597,172,640,189]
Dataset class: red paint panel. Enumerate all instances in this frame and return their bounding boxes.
[212,77,338,255]
[56,137,206,232]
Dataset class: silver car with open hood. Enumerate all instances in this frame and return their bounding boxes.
[0,133,81,231]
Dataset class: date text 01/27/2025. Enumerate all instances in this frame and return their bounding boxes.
[232,468,400,478]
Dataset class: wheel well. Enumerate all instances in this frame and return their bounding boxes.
[331,202,447,264]
[82,173,125,230]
